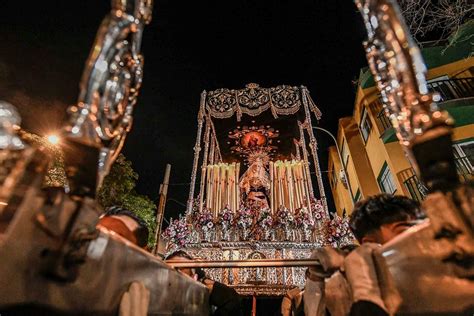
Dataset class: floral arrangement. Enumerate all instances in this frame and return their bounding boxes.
[218,205,235,226]
[189,198,201,221]
[258,207,274,229]
[327,213,352,244]
[162,216,189,248]
[295,206,315,229]
[196,208,214,231]
[237,205,254,229]
[275,205,295,228]
[310,198,326,221]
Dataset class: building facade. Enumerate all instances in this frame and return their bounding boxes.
[328,22,474,216]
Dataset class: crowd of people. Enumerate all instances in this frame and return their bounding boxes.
[98,193,426,316]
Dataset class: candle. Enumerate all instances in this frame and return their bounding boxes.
[269,161,274,213]
[236,163,241,209]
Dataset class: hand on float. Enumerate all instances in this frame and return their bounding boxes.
[308,247,346,281]
[344,243,387,311]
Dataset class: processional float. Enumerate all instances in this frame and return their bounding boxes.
[164,83,352,295]
[0,0,473,314]
[162,83,355,296]
[0,0,209,315]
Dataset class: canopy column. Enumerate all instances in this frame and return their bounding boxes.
[187,91,207,215]
[298,121,314,200]
[198,115,211,212]
[301,87,328,215]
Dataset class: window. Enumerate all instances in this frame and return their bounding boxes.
[453,140,474,175]
[371,97,391,133]
[353,189,361,202]
[331,167,338,186]
[360,106,372,143]
[378,163,397,194]
[341,139,349,167]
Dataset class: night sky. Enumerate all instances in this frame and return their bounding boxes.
[0,1,368,221]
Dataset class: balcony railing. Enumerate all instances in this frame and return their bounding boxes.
[372,77,474,135]
[376,108,392,132]
[454,155,474,182]
[399,168,427,203]
[427,77,474,102]
[369,98,392,135]
[399,155,472,202]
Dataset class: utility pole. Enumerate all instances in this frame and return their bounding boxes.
[153,164,171,255]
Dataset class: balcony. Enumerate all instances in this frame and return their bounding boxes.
[369,98,393,137]
[399,168,427,203]
[376,107,392,132]
[427,77,474,102]
[373,77,474,141]
[454,155,474,182]
[399,155,473,202]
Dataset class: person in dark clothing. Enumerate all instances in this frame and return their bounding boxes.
[165,250,242,316]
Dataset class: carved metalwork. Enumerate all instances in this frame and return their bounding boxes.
[0,101,25,151]
[301,87,328,213]
[187,91,207,214]
[183,241,320,295]
[298,121,314,198]
[64,0,153,187]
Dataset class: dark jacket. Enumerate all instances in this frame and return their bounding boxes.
[209,281,242,316]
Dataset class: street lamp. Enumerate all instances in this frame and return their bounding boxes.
[46,134,60,145]
[312,127,354,206]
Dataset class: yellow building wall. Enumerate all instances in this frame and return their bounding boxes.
[341,117,380,198]
[328,147,353,216]
[329,51,473,208]
[384,142,413,194]
[427,57,474,80]
[328,117,381,215]
[453,124,474,142]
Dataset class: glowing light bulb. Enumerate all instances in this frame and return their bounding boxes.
[47,134,60,145]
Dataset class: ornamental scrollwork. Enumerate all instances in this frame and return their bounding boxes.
[205,83,303,120]
[237,83,271,115]
[206,88,237,119]
[269,85,301,115]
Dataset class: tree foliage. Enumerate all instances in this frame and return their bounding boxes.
[98,154,157,248]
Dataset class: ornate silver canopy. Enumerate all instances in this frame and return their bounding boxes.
[206,83,322,121]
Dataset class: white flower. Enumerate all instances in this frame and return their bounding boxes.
[207,221,214,229]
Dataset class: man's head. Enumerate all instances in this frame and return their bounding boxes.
[98,206,149,248]
[349,194,424,244]
[165,250,197,278]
